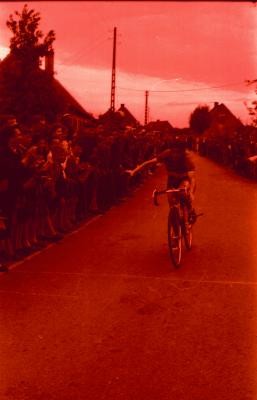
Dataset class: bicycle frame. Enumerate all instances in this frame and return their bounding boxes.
[152,187,192,267]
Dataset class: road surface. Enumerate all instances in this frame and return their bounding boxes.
[0,153,257,400]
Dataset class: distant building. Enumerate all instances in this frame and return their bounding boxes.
[0,50,95,126]
[146,120,173,135]
[205,102,243,139]
[146,120,174,141]
[98,103,139,132]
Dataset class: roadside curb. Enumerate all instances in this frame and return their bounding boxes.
[0,214,103,275]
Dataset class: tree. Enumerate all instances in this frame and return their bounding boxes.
[245,79,257,127]
[0,4,58,123]
[189,105,211,135]
[6,4,55,69]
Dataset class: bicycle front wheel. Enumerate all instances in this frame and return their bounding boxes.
[168,208,182,268]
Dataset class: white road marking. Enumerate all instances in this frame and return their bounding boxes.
[1,270,257,299]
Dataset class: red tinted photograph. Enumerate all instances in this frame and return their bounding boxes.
[0,1,256,399]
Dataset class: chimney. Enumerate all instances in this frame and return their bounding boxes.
[214,102,219,107]
[120,104,125,109]
[45,50,54,76]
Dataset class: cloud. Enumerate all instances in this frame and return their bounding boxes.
[55,59,253,126]
[0,45,8,59]
[0,1,255,126]
[0,1,256,84]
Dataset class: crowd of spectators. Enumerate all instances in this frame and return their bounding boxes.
[2,111,255,269]
[189,128,257,180]
[0,114,170,266]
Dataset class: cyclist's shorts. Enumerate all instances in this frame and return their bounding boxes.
[167,175,190,189]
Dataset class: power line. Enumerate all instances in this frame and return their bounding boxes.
[167,98,256,107]
[117,82,246,93]
[117,86,147,92]
[56,33,109,72]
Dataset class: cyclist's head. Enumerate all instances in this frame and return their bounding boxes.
[169,138,187,153]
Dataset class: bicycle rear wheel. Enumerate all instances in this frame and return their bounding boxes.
[168,208,182,267]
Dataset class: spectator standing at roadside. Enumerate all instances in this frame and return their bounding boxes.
[0,125,32,260]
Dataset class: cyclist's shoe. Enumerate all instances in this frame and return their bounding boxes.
[188,208,197,224]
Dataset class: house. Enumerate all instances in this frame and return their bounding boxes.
[98,104,139,132]
[0,50,95,126]
[116,104,139,128]
[204,102,243,139]
[146,120,173,135]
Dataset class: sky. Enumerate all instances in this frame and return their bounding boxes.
[0,1,256,127]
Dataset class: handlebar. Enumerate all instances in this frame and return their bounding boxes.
[152,187,189,206]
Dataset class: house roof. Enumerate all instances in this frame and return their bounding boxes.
[0,52,94,122]
[50,78,93,120]
[204,102,243,138]
[116,104,138,126]
[99,104,139,130]
[209,102,243,128]
[146,120,173,132]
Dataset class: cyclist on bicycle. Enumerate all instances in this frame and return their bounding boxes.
[127,138,197,222]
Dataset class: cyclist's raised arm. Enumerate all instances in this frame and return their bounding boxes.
[126,157,158,176]
[126,147,176,176]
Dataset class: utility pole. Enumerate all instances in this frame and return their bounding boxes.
[110,27,117,112]
[144,90,149,126]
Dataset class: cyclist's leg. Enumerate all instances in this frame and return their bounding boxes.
[166,176,178,208]
[178,178,191,205]
[188,171,196,200]
[177,179,194,246]
[178,178,196,222]
[166,176,180,238]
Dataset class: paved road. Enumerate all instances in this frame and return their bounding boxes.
[1,153,257,400]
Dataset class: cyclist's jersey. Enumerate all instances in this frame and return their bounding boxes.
[157,149,195,175]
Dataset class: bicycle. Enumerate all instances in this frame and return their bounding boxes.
[152,187,202,268]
